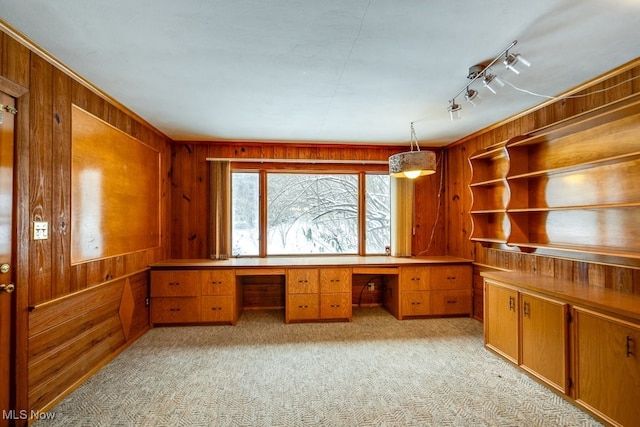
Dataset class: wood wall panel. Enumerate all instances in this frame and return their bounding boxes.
[1,26,172,418]
[447,59,640,321]
[29,53,54,306]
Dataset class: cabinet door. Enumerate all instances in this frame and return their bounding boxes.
[287,269,319,294]
[201,269,235,295]
[320,293,351,320]
[286,294,319,322]
[574,308,640,427]
[484,281,519,364]
[520,293,568,393]
[201,295,235,323]
[401,267,429,291]
[151,270,199,297]
[319,267,351,293]
[401,291,430,316]
[429,265,472,291]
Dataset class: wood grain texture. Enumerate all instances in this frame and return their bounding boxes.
[71,106,161,264]
[449,59,640,317]
[1,26,170,416]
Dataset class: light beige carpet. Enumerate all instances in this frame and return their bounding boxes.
[36,307,602,426]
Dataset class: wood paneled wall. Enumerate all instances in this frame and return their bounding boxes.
[1,27,172,418]
[444,59,640,321]
[169,142,446,259]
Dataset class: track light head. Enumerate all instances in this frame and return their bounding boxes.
[504,53,531,74]
[448,100,462,121]
[464,88,480,106]
[483,73,504,94]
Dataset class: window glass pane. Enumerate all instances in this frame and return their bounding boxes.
[365,174,391,254]
[267,174,358,255]
[231,172,259,256]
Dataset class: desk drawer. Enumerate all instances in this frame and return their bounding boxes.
[287,294,319,321]
[201,295,235,322]
[320,293,351,320]
[429,266,471,291]
[401,291,430,316]
[430,290,472,315]
[201,269,235,295]
[151,271,199,297]
[151,297,200,323]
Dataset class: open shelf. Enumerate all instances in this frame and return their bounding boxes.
[468,94,640,259]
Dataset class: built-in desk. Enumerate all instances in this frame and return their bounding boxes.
[149,256,472,325]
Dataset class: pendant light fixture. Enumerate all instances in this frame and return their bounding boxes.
[389,123,436,179]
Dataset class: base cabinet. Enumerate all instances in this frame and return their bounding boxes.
[397,264,472,319]
[484,281,568,392]
[151,269,240,325]
[483,273,640,427]
[574,308,640,427]
[286,267,352,323]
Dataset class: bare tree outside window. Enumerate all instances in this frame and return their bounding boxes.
[231,172,390,256]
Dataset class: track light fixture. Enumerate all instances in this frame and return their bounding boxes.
[504,52,531,75]
[389,122,436,179]
[447,40,529,120]
[464,88,480,106]
[448,100,462,121]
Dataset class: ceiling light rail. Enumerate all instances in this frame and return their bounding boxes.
[448,40,530,121]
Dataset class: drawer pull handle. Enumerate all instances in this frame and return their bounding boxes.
[211,307,222,311]
[168,282,180,286]
[411,302,421,305]
[330,304,340,308]
[447,276,456,280]
[446,299,457,304]
[298,280,308,284]
[211,281,222,285]
[298,305,309,309]
[627,336,634,358]
[508,296,515,312]
[523,301,530,317]
[412,277,420,281]
[169,308,181,312]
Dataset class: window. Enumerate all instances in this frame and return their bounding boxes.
[231,172,259,256]
[231,171,390,256]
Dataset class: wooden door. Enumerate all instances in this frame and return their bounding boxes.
[0,93,16,426]
[519,293,568,393]
[484,280,519,364]
[574,308,640,427]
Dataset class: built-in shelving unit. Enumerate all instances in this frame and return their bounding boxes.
[469,94,640,259]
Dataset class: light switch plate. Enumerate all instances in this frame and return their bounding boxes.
[33,221,49,240]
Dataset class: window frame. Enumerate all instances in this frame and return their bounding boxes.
[230,164,390,257]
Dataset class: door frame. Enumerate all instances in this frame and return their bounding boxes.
[1,75,30,421]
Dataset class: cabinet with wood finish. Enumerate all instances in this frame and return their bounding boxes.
[573,308,640,427]
[200,269,239,323]
[319,267,352,321]
[150,270,200,324]
[286,267,352,323]
[484,279,568,392]
[482,270,640,427]
[286,268,320,323]
[151,269,240,325]
[399,264,472,319]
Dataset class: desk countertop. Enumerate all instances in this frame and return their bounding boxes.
[150,255,472,269]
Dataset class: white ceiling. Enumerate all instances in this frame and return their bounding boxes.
[1,0,639,146]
